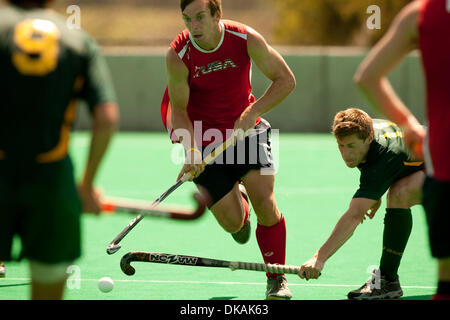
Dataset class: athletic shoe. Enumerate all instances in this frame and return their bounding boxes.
[265,275,292,300]
[347,269,403,300]
[0,262,5,278]
[231,184,251,244]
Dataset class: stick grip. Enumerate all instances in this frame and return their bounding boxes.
[229,262,300,275]
[120,251,301,276]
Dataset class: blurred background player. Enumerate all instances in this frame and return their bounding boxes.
[162,0,296,299]
[299,108,425,300]
[0,0,118,299]
[354,0,450,300]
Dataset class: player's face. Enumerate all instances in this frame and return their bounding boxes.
[182,0,221,49]
[336,134,372,168]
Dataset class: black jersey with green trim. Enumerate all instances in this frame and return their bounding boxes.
[353,119,424,200]
[0,4,116,163]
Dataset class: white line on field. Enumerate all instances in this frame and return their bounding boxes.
[1,278,436,289]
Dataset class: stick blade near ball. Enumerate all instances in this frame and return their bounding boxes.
[120,252,136,276]
[106,243,121,255]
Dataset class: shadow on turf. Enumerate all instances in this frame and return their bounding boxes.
[0,282,30,288]
[209,297,238,300]
[400,295,432,300]
[336,294,433,301]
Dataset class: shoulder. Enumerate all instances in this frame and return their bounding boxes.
[80,33,102,57]
[221,19,267,43]
[402,0,422,18]
[391,0,422,38]
[0,5,19,29]
[391,0,421,27]
[170,29,191,54]
[166,45,188,78]
[222,19,248,34]
[372,119,402,136]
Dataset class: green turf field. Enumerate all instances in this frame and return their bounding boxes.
[0,132,436,300]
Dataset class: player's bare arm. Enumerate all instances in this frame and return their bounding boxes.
[233,27,296,135]
[354,0,425,157]
[299,197,379,280]
[166,47,204,180]
[79,101,119,214]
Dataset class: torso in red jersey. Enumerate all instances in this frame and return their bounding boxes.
[169,20,258,146]
[419,0,450,181]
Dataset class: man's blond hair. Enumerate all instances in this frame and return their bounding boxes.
[332,108,374,141]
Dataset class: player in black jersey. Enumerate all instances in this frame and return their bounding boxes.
[298,108,425,300]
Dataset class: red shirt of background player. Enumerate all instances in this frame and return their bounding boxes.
[418,0,450,181]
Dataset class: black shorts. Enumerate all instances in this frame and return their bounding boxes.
[422,176,450,259]
[0,157,82,264]
[193,118,274,206]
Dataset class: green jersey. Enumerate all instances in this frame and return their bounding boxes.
[0,4,116,163]
[353,119,424,200]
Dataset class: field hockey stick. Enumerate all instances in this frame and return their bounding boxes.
[120,251,301,276]
[102,192,206,220]
[106,135,237,255]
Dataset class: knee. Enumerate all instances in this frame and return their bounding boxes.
[223,219,244,233]
[212,206,245,233]
[251,192,272,212]
[387,183,415,208]
[251,194,280,226]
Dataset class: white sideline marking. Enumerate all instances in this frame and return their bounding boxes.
[1,278,436,289]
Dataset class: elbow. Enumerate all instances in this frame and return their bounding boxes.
[283,72,296,95]
[353,68,367,89]
[353,67,378,91]
[94,102,120,129]
[171,107,189,123]
[288,73,296,93]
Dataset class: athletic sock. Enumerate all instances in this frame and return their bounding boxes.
[379,208,412,282]
[256,215,286,279]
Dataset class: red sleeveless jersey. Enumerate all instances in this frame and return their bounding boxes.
[161,20,259,146]
[419,0,450,181]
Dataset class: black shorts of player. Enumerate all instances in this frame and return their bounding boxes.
[422,176,450,259]
[193,118,275,207]
[0,156,82,264]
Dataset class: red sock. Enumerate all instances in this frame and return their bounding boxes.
[256,215,286,279]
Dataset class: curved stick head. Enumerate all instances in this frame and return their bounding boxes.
[120,253,136,276]
[106,244,121,255]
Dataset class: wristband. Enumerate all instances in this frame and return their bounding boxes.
[186,148,202,156]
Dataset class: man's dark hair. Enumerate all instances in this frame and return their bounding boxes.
[180,0,222,18]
